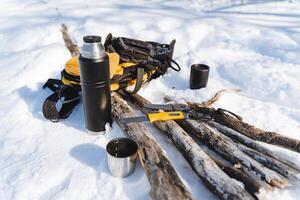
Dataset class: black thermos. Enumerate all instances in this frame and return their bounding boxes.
[79,35,112,135]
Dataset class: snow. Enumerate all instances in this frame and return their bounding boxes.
[0,0,300,199]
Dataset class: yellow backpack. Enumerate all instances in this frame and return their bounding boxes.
[42,34,180,122]
[61,53,155,92]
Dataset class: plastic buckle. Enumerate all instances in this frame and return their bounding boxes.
[156,47,170,55]
[50,116,59,123]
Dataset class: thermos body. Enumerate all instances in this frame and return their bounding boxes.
[79,36,112,134]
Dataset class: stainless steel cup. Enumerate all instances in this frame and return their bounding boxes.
[106,137,138,177]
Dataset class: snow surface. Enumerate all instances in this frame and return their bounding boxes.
[1,0,300,199]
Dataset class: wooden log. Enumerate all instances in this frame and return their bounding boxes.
[196,142,267,198]
[175,119,287,188]
[236,143,299,181]
[122,93,255,200]
[190,102,300,153]
[210,157,261,198]
[207,121,300,172]
[236,164,274,192]
[215,131,300,181]
[111,93,194,200]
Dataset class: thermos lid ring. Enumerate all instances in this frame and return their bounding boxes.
[83,35,102,43]
[191,64,210,71]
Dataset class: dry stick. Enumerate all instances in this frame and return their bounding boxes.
[122,93,255,200]
[208,157,262,198]
[111,93,194,200]
[60,24,194,200]
[200,89,241,107]
[196,142,268,198]
[206,123,299,181]
[190,102,300,153]
[207,121,300,172]
[236,143,299,181]
[61,24,79,56]
[177,119,287,188]
[164,89,241,107]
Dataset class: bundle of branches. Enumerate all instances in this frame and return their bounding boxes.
[122,92,300,200]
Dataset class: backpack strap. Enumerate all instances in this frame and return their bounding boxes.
[168,59,181,72]
[42,78,63,92]
[42,80,80,122]
[123,67,144,94]
[61,69,80,84]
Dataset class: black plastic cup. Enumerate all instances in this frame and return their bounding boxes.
[190,64,210,89]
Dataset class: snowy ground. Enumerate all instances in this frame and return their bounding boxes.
[1,0,300,199]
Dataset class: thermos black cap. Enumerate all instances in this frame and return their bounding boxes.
[83,35,102,43]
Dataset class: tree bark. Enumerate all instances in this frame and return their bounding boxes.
[197,142,268,198]
[61,24,79,56]
[177,119,287,188]
[111,93,194,200]
[235,143,299,181]
[122,93,255,200]
[207,121,300,172]
[190,103,300,153]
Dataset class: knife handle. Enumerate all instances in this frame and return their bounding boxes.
[148,111,185,123]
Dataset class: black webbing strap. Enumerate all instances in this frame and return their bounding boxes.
[214,108,243,121]
[123,67,144,94]
[42,78,63,92]
[61,69,80,84]
[168,59,181,72]
[42,83,80,122]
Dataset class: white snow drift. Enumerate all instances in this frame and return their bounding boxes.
[0,0,300,200]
